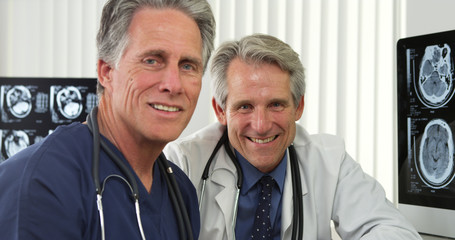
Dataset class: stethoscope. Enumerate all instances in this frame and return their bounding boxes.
[86,107,193,240]
[200,130,304,239]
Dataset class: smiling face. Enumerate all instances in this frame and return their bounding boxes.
[213,58,304,173]
[98,7,203,147]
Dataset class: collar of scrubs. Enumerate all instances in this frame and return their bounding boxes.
[235,149,287,195]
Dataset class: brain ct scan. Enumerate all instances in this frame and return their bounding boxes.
[4,130,29,158]
[418,119,455,188]
[56,86,83,119]
[6,85,32,118]
[416,44,455,108]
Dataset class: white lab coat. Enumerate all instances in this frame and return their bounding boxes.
[164,122,421,240]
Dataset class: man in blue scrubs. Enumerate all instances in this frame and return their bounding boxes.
[0,0,215,239]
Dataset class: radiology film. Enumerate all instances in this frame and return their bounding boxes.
[397,31,455,210]
[397,29,455,238]
[0,77,97,162]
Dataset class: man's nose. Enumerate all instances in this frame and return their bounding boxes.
[159,66,184,95]
[252,108,272,134]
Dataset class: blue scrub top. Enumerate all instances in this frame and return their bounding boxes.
[0,122,200,239]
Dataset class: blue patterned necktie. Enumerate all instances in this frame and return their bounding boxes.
[251,175,275,240]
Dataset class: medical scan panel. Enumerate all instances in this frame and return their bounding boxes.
[418,119,455,188]
[398,36,455,207]
[0,78,97,162]
[397,30,455,238]
[417,44,455,108]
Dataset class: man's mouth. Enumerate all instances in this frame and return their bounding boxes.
[249,135,277,144]
[152,104,180,112]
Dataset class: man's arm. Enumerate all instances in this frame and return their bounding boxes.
[332,154,422,239]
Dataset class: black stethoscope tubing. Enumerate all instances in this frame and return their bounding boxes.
[202,130,304,239]
[289,144,303,239]
[202,130,243,189]
[86,107,193,240]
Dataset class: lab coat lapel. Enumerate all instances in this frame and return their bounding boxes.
[210,149,239,240]
[281,148,309,239]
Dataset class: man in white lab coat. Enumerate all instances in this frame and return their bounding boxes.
[164,34,421,240]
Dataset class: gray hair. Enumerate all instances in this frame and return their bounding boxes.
[96,0,216,95]
[211,34,305,110]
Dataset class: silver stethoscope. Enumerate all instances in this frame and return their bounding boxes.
[86,107,193,240]
[200,130,304,239]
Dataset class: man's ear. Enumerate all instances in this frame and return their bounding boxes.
[294,95,305,121]
[212,98,227,126]
[97,59,113,91]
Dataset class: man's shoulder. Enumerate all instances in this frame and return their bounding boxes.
[1,122,86,162]
[166,159,199,207]
[176,122,224,143]
[291,123,348,172]
[164,122,226,178]
[166,122,224,152]
[0,122,93,237]
[0,122,92,187]
[294,124,346,150]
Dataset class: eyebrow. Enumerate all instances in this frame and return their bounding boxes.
[230,97,290,108]
[182,55,203,69]
[137,49,165,60]
[269,97,290,104]
[231,99,250,108]
[138,50,203,68]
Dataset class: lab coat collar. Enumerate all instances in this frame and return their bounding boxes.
[210,143,239,240]
[281,147,309,239]
[208,124,312,239]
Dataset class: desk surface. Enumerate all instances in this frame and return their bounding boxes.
[332,232,453,239]
[331,227,454,239]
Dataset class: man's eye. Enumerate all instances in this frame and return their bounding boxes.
[240,105,250,110]
[270,102,285,110]
[272,103,282,107]
[182,63,194,71]
[145,59,157,65]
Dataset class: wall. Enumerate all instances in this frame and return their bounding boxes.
[4,0,452,205]
[401,0,455,38]
[0,0,398,203]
